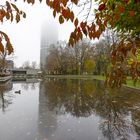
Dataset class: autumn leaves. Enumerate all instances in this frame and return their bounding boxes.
[0,1,26,55]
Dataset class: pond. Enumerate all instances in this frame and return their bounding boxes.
[0,78,140,140]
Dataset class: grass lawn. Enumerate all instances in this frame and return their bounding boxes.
[92,75,140,89]
[45,74,140,89]
[125,79,140,89]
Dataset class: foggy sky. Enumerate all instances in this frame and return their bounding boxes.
[41,20,59,45]
[0,1,74,67]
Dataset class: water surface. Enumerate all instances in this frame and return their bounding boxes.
[0,79,140,140]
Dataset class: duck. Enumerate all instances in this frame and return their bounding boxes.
[15,90,21,94]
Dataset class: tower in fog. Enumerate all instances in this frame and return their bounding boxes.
[40,20,58,69]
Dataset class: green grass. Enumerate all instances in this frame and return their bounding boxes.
[45,74,140,89]
[125,79,140,89]
[91,75,140,89]
[91,75,106,81]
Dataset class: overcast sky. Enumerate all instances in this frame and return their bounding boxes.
[1,1,74,67]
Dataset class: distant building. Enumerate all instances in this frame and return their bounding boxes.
[40,20,59,70]
[12,69,40,77]
[6,60,14,70]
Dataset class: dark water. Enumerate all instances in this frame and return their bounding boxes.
[0,78,140,140]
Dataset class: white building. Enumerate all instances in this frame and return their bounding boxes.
[40,20,59,70]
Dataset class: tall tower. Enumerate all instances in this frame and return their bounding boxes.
[40,20,58,70]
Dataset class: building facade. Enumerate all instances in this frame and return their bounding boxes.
[40,20,59,70]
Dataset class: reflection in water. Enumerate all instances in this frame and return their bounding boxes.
[0,82,39,140]
[39,78,140,140]
[0,81,13,112]
[0,79,140,140]
[38,81,57,140]
[21,82,38,90]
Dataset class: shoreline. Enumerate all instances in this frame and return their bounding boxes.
[44,74,140,90]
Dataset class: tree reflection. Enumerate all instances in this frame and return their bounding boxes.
[131,103,140,138]
[42,79,98,117]
[0,81,13,112]
[96,90,132,140]
[21,82,38,90]
[41,78,140,140]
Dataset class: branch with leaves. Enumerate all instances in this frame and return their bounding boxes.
[0,1,26,55]
[1,0,140,86]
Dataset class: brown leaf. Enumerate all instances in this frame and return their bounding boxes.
[6,42,14,55]
[62,9,69,18]
[0,9,6,21]
[129,11,135,17]
[118,4,125,13]
[46,0,50,5]
[77,27,81,32]
[0,41,4,54]
[16,13,20,23]
[10,12,13,22]
[132,48,136,56]
[95,30,101,39]
[74,18,78,27]
[6,12,10,20]
[82,28,87,36]
[0,31,9,42]
[80,22,86,29]
[89,32,92,39]
[71,0,78,5]
[11,3,19,13]
[30,0,35,4]
[62,0,68,6]
[59,15,64,24]
[53,10,56,18]
[69,38,74,46]
[71,32,76,39]
[114,13,120,21]
[6,1,12,12]
[98,3,106,11]
[70,11,74,22]
[91,23,95,32]
[123,0,129,4]
[79,31,83,40]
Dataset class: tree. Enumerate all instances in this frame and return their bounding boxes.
[94,38,111,75]
[46,49,60,74]
[0,82,13,112]
[0,1,26,55]
[1,0,140,85]
[22,61,31,69]
[84,59,95,74]
[2,0,140,47]
[44,39,95,75]
[31,61,37,69]
[72,39,94,74]
[0,42,14,72]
